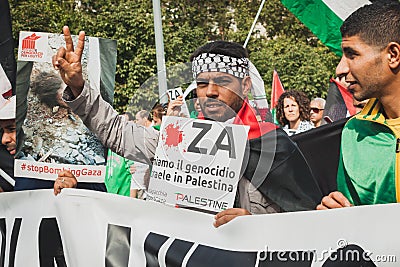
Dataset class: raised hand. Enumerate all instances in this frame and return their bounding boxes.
[52,26,85,97]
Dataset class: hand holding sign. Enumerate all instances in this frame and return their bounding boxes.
[52,26,85,98]
[167,95,184,116]
[213,208,251,228]
[54,170,78,196]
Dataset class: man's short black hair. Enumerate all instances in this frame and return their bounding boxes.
[190,41,249,61]
[341,1,400,48]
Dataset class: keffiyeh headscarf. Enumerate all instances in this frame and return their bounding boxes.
[191,53,249,79]
[191,53,270,120]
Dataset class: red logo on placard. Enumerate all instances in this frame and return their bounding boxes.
[163,123,184,148]
[22,33,41,50]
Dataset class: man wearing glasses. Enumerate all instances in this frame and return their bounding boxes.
[309,98,325,127]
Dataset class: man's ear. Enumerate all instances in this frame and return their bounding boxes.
[386,42,400,69]
[241,76,252,96]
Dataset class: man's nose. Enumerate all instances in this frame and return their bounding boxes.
[206,82,219,98]
[1,133,10,146]
[336,55,350,78]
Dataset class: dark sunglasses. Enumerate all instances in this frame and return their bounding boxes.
[310,107,324,113]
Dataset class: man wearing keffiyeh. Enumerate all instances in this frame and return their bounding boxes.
[53,27,322,227]
[189,41,322,226]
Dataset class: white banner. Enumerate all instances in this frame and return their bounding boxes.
[0,189,399,266]
[148,116,249,213]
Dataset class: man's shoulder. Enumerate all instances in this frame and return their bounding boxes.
[344,114,392,136]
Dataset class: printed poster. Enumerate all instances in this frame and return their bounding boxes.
[16,31,117,182]
[131,161,149,190]
[147,116,249,213]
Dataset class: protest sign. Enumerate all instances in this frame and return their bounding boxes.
[131,161,149,189]
[15,31,117,182]
[167,86,191,117]
[167,87,183,101]
[147,116,249,213]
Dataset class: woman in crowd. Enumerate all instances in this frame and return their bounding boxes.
[276,90,314,136]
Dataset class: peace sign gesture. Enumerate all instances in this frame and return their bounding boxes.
[52,26,85,97]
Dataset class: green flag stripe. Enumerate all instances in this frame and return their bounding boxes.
[281,0,370,56]
[271,108,279,125]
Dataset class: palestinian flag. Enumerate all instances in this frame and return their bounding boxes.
[280,0,372,55]
[234,100,323,212]
[270,70,284,125]
[323,78,356,122]
[291,118,348,196]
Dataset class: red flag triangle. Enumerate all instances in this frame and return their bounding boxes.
[271,70,285,109]
[330,78,357,116]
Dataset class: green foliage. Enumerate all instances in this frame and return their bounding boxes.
[11,0,340,112]
[250,36,339,99]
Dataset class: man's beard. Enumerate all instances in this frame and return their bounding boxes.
[199,98,243,122]
[5,142,16,154]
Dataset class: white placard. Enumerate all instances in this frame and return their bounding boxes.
[167,87,183,101]
[131,161,149,189]
[168,86,191,117]
[147,116,249,213]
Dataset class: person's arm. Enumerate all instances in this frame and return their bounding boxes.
[53,26,157,164]
[64,83,158,164]
[316,191,352,210]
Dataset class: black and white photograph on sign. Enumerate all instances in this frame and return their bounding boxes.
[16,31,117,166]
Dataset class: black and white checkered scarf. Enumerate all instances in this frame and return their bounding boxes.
[191,53,249,79]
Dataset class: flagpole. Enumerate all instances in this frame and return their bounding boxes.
[0,167,15,186]
[152,0,168,104]
[243,0,267,48]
